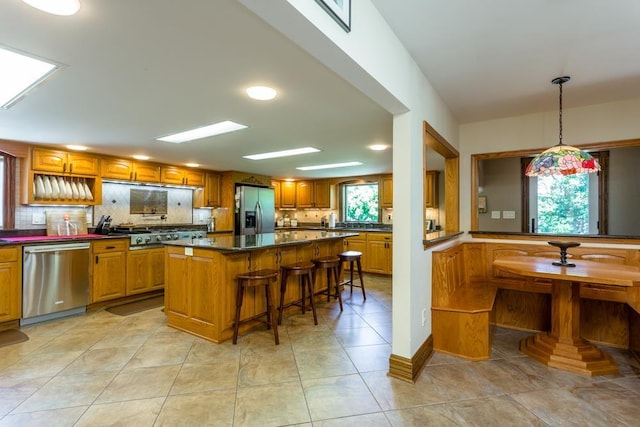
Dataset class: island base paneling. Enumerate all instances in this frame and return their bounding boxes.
[164,236,349,343]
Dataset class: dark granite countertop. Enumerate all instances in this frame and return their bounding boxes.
[164,230,358,252]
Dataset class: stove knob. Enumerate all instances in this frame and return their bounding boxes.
[155,235,162,242]
[135,236,143,244]
[144,236,151,244]
[172,233,179,240]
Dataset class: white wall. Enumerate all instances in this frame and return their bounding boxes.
[460,98,640,234]
[241,0,459,358]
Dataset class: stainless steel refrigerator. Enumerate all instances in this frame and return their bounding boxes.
[235,185,275,235]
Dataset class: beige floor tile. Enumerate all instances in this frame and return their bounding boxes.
[58,346,139,375]
[419,362,506,402]
[346,301,389,315]
[123,341,192,369]
[238,347,299,387]
[359,311,393,327]
[0,406,87,427]
[0,350,83,380]
[612,375,640,394]
[90,330,152,350]
[569,381,640,425]
[334,327,386,347]
[234,327,292,349]
[427,351,472,366]
[12,371,116,413]
[384,403,466,426]
[184,340,241,365]
[234,381,310,427]
[511,387,625,426]
[312,413,391,426]
[289,330,342,352]
[371,323,392,343]
[156,390,236,426]
[344,343,391,372]
[75,397,164,426]
[302,374,381,421]
[95,365,180,404]
[360,370,450,411]
[320,312,368,330]
[31,330,106,354]
[171,359,239,394]
[445,395,547,426]
[295,347,357,380]
[0,376,50,417]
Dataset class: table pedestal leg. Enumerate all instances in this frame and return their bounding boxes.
[519,279,618,376]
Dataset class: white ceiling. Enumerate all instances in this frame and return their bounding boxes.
[2,0,640,179]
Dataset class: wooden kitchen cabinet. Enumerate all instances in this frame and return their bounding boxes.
[296,180,332,208]
[0,247,20,323]
[425,170,439,208]
[92,239,127,303]
[342,233,367,270]
[165,247,217,339]
[100,158,161,183]
[271,181,281,209]
[366,233,392,274]
[161,166,205,186]
[272,180,296,209]
[193,173,222,208]
[126,247,165,295]
[31,147,99,176]
[379,175,393,208]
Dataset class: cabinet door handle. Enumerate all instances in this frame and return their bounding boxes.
[63,162,67,173]
[95,255,99,264]
[69,163,73,173]
[135,172,138,180]
[129,171,133,180]
[105,246,115,249]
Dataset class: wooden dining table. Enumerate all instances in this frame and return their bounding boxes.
[492,255,640,376]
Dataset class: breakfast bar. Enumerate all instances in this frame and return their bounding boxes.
[162,230,357,343]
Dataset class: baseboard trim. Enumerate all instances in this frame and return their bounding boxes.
[387,334,433,383]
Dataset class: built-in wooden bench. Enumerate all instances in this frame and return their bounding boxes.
[432,241,640,362]
[432,243,497,360]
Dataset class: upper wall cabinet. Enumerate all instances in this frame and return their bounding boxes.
[296,180,332,209]
[101,158,161,183]
[31,148,99,176]
[379,175,393,208]
[425,170,439,209]
[161,166,205,186]
[193,173,222,208]
[23,148,102,205]
[272,180,296,209]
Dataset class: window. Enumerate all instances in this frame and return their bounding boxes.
[534,174,593,234]
[343,183,378,222]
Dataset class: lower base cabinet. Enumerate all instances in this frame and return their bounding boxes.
[92,240,127,303]
[126,248,165,295]
[0,247,20,323]
[342,232,393,275]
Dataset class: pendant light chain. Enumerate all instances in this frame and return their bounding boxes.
[558,80,563,146]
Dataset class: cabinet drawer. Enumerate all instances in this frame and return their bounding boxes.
[92,239,127,253]
[366,233,392,242]
[0,247,18,262]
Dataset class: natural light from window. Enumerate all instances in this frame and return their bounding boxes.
[343,183,378,222]
[537,174,589,234]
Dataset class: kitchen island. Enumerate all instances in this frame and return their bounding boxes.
[163,230,357,343]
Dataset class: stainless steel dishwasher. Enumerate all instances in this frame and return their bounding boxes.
[22,242,91,325]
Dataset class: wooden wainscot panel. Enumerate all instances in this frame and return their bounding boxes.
[580,300,629,348]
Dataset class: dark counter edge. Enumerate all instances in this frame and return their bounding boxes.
[469,230,640,243]
[164,231,359,252]
[423,231,464,248]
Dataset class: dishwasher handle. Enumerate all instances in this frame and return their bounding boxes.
[24,243,91,254]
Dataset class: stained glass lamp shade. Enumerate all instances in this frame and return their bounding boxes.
[525,76,601,177]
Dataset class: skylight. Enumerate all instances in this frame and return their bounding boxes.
[0,46,59,109]
[243,147,320,160]
[296,161,362,171]
[156,121,248,143]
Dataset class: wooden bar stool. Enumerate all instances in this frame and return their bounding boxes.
[278,262,318,325]
[312,256,343,312]
[339,250,366,300]
[234,269,279,345]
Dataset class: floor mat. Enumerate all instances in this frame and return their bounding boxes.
[106,296,164,316]
[0,329,29,348]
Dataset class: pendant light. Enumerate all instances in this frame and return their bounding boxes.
[525,76,600,177]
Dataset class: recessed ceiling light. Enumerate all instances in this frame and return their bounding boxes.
[297,162,363,171]
[243,147,320,160]
[21,0,80,16]
[186,163,200,168]
[0,46,59,109]
[246,86,277,101]
[369,144,388,151]
[133,154,150,160]
[156,120,248,143]
[66,145,88,151]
